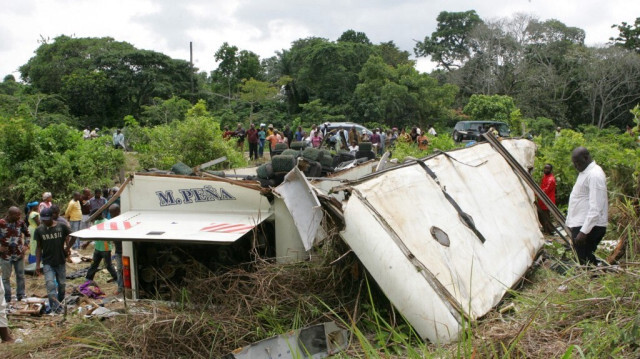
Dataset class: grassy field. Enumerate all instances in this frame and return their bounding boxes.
[3,230,640,358]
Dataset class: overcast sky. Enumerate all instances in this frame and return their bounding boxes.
[1,0,638,80]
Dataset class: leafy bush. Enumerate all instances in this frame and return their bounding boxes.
[136,100,246,170]
[390,134,461,162]
[0,117,125,207]
[533,127,640,205]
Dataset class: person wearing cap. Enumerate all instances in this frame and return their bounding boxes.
[258,124,266,158]
[34,207,73,313]
[38,192,52,213]
[0,207,30,303]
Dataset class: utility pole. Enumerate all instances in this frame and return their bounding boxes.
[190,41,194,97]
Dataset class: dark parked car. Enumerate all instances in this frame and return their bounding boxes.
[452,121,510,142]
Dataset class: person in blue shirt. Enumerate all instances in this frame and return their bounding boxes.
[258,124,266,158]
[295,126,304,142]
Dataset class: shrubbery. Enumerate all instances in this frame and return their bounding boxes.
[390,134,461,162]
[533,127,640,206]
[0,118,125,207]
[132,100,247,170]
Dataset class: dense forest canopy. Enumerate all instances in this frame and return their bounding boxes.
[2,12,640,131]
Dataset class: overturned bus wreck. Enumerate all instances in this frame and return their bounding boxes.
[71,138,543,344]
[335,139,542,344]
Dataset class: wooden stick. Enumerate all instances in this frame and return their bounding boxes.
[87,175,133,223]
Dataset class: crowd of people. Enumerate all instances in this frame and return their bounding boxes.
[223,122,439,160]
[0,186,125,340]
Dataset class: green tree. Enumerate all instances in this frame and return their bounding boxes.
[140,96,192,125]
[277,36,376,113]
[0,75,21,96]
[19,35,195,127]
[376,41,414,67]
[610,17,640,53]
[211,43,263,107]
[238,78,278,121]
[137,100,246,170]
[463,94,518,122]
[414,10,483,71]
[298,99,344,126]
[337,30,372,45]
[353,55,457,128]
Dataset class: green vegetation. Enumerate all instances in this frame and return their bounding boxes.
[533,127,640,206]
[0,100,246,208]
[2,13,640,358]
[0,119,124,206]
[128,100,246,170]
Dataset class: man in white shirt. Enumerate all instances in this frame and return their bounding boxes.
[428,124,437,136]
[113,129,125,150]
[565,147,608,265]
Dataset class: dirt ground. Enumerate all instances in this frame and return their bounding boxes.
[2,243,121,346]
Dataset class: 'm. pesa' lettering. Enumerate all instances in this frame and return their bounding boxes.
[155,185,236,206]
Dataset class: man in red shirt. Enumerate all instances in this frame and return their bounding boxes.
[537,164,557,234]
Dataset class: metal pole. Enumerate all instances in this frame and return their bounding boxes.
[190,41,194,96]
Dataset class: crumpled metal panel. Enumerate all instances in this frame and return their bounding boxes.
[274,167,323,251]
[226,321,348,359]
[339,139,543,343]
